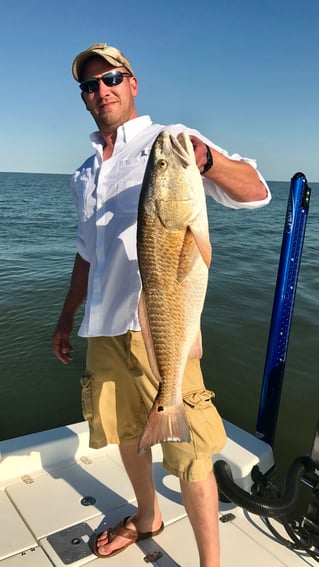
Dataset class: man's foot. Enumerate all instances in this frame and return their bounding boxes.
[92,515,164,558]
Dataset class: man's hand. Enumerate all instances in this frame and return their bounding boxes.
[52,253,89,364]
[190,136,212,174]
[52,316,74,364]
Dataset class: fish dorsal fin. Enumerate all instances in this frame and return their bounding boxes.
[138,290,162,382]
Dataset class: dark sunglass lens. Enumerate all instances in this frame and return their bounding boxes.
[80,72,129,92]
[80,79,99,93]
[101,72,124,87]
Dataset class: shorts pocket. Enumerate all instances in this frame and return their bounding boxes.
[80,372,94,421]
[183,389,215,409]
[183,389,226,457]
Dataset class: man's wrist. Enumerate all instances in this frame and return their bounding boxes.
[202,145,213,174]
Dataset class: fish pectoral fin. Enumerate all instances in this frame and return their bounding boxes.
[138,290,162,381]
[177,227,211,282]
[189,329,203,359]
[189,225,212,268]
[177,229,198,282]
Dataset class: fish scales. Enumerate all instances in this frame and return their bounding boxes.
[137,131,211,454]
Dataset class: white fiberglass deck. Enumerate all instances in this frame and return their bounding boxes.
[0,421,316,566]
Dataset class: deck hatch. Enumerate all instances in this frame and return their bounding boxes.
[47,522,94,564]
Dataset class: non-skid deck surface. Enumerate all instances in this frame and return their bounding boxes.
[0,423,316,566]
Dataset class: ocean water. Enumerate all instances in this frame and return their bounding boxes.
[1,172,318,495]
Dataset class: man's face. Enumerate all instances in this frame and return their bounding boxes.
[80,57,138,133]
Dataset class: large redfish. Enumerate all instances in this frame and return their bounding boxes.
[137,131,212,454]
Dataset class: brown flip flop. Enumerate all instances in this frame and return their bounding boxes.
[91,515,164,558]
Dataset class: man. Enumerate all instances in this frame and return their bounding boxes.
[53,43,270,566]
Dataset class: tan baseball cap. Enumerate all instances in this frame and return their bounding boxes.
[72,43,134,82]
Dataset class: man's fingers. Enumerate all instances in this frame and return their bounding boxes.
[52,333,74,364]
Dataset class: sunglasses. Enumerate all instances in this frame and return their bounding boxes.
[79,71,132,93]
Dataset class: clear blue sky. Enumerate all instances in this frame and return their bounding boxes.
[1,0,318,181]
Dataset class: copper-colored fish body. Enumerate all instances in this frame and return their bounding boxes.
[137,131,211,453]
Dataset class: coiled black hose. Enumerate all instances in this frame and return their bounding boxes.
[214,456,315,519]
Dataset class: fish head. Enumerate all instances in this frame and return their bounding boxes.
[142,131,205,229]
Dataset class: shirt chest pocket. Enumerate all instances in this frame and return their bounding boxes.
[74,173,97,222]
[115,152,151,215]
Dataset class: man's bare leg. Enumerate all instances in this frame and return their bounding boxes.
[94,445,220,565]
[94,443,163,556]
[180,471,220,567]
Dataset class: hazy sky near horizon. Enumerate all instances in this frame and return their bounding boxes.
[1,0,318,181]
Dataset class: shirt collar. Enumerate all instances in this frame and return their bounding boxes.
[90,115,153,156]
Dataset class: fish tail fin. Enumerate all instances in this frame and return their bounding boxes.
[138,401,190,455]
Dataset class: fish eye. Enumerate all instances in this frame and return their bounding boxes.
[158,159,167,170]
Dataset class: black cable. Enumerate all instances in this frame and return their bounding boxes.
[284,520,319,562]
[262,517,296,549]
[215,456,319,560]
[262,516,319,561]
[215,456,315,518]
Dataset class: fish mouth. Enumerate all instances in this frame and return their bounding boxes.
[153,132,201,228]
[157,131,193,169]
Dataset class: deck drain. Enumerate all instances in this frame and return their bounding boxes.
[219,512,236,523]
[144,550,163,562]
[47,522,94,564]
[81,495,96,506]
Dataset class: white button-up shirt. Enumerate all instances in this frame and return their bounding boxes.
[71,115,270,337]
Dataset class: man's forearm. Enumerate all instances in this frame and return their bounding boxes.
[60,253,90,319]
[204,148,268,203]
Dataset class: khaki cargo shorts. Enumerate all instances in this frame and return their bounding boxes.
[81,331,226,481]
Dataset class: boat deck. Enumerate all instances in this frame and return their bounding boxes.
[0,421,317,566]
